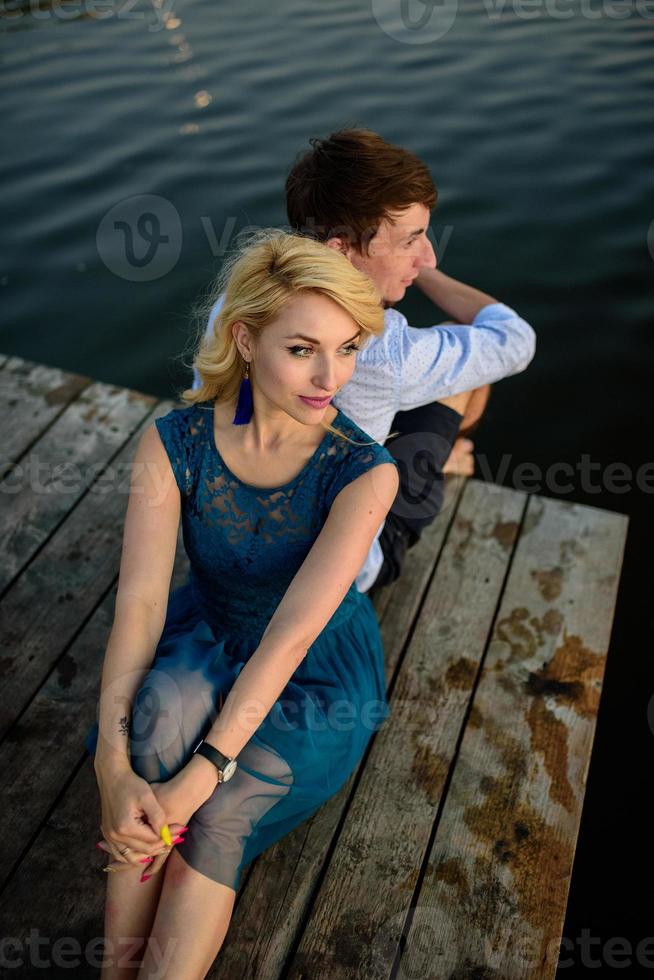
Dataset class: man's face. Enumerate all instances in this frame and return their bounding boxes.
[332,202,437,306]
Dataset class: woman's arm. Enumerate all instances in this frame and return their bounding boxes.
[183,460,399,799]
[94,423,180,776]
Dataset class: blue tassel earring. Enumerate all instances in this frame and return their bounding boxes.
[232,360,253,425]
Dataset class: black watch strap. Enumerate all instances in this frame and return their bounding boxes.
[193,740,237,782]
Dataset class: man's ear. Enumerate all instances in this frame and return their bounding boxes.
[325,236,348,255]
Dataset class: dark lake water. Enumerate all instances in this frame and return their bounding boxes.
[2,0,652,970]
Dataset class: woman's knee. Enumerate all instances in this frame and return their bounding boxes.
[129,663,216,781]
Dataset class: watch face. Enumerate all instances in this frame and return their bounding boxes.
[222,759,238,782]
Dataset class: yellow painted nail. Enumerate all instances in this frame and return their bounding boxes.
[102,866,118,873]
[160,824,172,847]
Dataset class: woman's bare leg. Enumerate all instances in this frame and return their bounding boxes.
[100,868,165,979]
[137,849,236,980]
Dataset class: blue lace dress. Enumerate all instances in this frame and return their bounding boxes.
[86,400,397,890]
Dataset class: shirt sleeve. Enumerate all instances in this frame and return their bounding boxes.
[154,409,193,498]
[395,302,536,411]
[192,294,226,391]
[325,441,399,511]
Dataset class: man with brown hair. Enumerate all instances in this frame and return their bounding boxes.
[194,129,535,592]
[284,128,535,590]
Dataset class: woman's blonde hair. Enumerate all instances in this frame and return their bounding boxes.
[179,230,385,442]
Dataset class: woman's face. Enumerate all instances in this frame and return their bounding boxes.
[235,291,363,424]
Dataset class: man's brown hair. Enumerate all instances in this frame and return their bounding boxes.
[285,128,437,254]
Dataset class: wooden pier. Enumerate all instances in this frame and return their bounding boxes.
[0,354,628,979]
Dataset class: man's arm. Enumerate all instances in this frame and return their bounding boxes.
[414,268,497,324]
[394,275,536,412]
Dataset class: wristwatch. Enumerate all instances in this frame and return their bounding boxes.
[193,739,238,783]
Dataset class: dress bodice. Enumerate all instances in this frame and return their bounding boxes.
[155,401,396,640]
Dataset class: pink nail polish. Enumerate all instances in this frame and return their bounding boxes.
[178,826,189,832]
[95,843,105,850]
[172,836,185,844]
[139,857,154,864]
[140,874,151,883]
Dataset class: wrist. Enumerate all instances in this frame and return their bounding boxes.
[95,753,132,780]
[183,753,220,805]
[94,738,131,775]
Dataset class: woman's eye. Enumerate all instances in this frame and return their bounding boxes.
[287,343,360,357]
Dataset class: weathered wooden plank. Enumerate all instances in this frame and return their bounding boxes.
[0,398,165,742]
[285,478,527,979]
[0,760,110,970]
[373,475,465,656]
[0,532,189,889]
[0,488,462,971]
[0,382,156,593]
[0,356,90,478]
[399,495,628,980]
[205,481,467,979]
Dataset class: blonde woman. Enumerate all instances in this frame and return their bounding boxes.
[86,231,399,978]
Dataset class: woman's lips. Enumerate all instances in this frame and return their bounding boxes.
[298,395,332,408]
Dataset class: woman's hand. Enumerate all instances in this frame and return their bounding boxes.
[96,755,219,878]
[95,762,178,873]
[136,771,202,877]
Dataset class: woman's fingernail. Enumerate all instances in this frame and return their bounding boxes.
[160,824,172,847]
[95,842,105,850]
[139,857,154,864]
[178,826,189,832]
[102,866,117,873]
[140,874,151,883]
[172,836,185,844]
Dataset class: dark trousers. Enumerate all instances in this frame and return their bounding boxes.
[375,400,463,588]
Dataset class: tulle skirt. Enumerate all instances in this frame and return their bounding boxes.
[85,578,390,890]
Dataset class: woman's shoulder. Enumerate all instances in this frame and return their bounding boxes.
[155,400,212,437]
[153,400,211,495]
[331,408,396,467]
[323,409,398,507]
